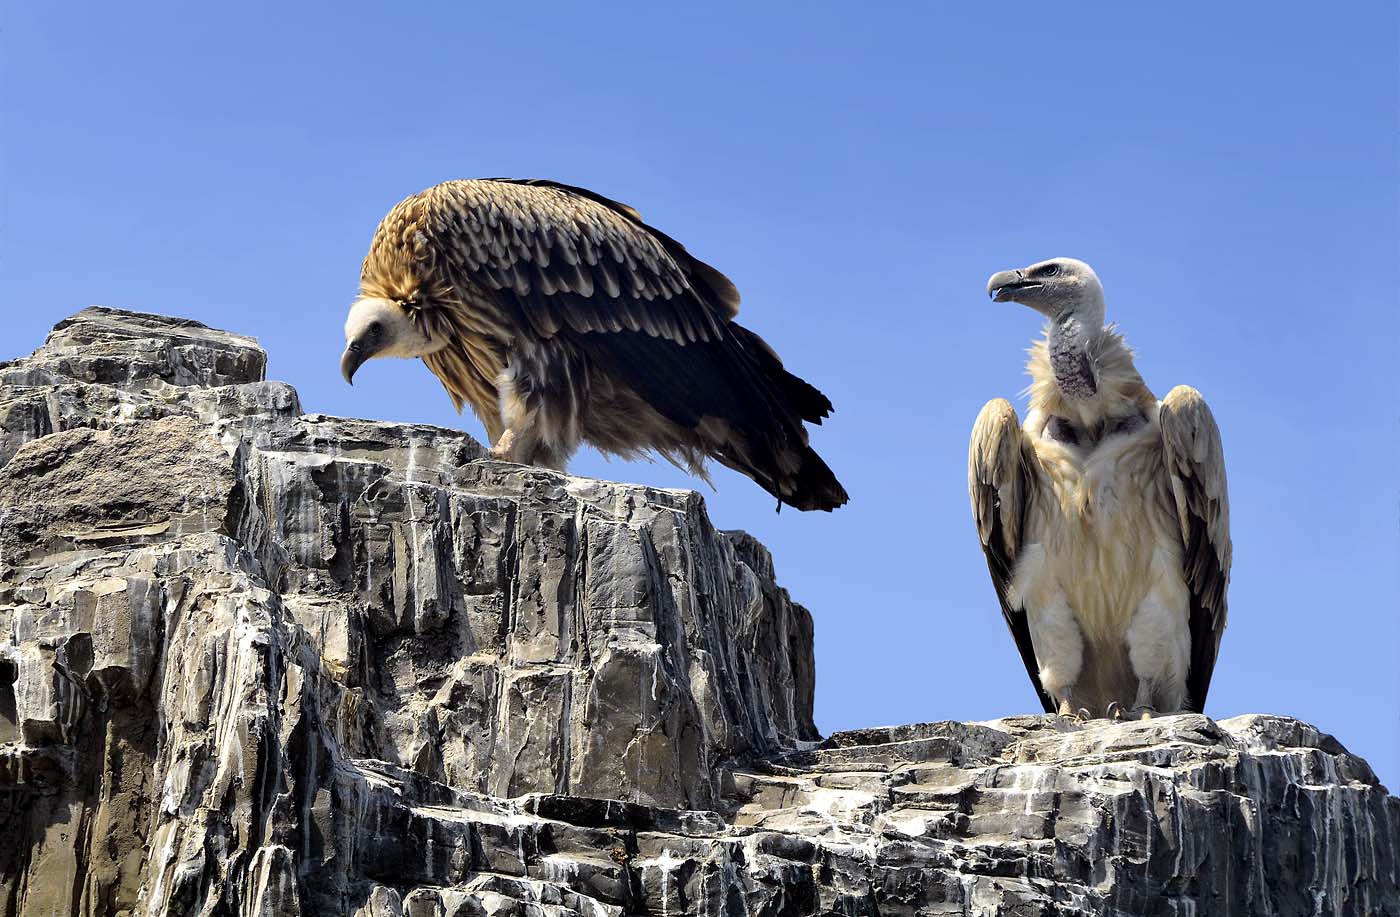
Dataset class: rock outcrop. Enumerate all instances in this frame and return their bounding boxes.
[1,307,1396,916]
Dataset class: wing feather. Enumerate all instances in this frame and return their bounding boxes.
[420,178,738,347]
[969,399,1054,713]
[1158,385,1231,713]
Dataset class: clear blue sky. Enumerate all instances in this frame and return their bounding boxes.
[4,3,1396,784]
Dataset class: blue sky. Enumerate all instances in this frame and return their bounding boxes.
[3,3,1396,784]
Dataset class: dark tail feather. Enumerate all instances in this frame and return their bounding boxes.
[783,444,848,511]
[724,326,845,509]
[716,441,848,512]
[582,324,845,509]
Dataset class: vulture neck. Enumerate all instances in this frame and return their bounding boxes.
[1025,322,1156,432]
[1048,312,1100,401]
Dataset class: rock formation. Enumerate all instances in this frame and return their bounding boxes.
[1,307,1396,916]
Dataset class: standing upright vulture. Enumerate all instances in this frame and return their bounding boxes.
[340,178,847,511]
[969,258,1231,719]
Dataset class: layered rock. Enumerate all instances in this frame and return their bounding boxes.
[1,308,1396,916]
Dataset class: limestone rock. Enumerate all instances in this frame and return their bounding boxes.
[1,307,1395,916]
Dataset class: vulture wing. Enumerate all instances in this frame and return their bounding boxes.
[425,179,739,343]
[969,398,1054,713]
[1158,385,1231,713]
[419,179,844,510]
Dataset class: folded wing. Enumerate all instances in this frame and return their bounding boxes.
[1158,385,1231,712]
[969,398,1054,712]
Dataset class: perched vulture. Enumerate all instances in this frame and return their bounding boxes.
[969,258,1230,718]
[340,178,847,511]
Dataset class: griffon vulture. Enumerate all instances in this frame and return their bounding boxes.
[340,178,847,511]
[969,258,1230,718]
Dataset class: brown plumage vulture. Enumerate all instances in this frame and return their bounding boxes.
[340,178,847,511]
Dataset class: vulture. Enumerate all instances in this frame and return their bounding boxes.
[340,178,847,511]
[969,258,1230,719]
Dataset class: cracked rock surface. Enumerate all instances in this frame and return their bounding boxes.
[1,307,1396,916]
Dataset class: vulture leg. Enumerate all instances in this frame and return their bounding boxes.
[1027,595,1087,718]
[489,428,517,460]
[493,343,587,470]
[1131,678,1157,716]
[1124,573,1191,714]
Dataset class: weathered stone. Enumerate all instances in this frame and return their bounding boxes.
[0,307,1396,916]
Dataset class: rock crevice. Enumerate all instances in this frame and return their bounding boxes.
[1,307,1395,916]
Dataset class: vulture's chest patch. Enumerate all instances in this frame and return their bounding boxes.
[1045,416,1082,446]
[1042,413,1148,453]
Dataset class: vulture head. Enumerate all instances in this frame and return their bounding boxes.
[341,297,444,384]
[987,258,1105,329]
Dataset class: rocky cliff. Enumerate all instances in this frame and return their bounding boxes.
[1,308,1396,917]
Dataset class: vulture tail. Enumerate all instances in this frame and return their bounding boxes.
[715,438,848,513]
[581,326,848,511]
[729,328,846,510]
[783,444,848,511]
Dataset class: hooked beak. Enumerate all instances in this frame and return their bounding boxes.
[340,341,366,385]
[987,269,1040,302]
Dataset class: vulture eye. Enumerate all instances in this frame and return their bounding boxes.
[1042,264,1061,277]
[367,321,382,336]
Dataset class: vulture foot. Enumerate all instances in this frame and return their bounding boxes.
[1055,696,1093,722]
[489,429,517,460]
[1106,702,1126,721]
[1132,705,1158,720]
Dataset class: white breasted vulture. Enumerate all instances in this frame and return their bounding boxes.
[969,258,1231,718]
[340,178,847,511]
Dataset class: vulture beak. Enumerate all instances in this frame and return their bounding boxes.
[987,269,1040,303]
[340,341,366,385]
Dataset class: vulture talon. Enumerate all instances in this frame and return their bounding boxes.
[1132,705,1158,721]
[1055,696,1091,723]
[1106,702,1125,721]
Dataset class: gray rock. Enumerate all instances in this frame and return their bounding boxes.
[1,307,1396,916]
